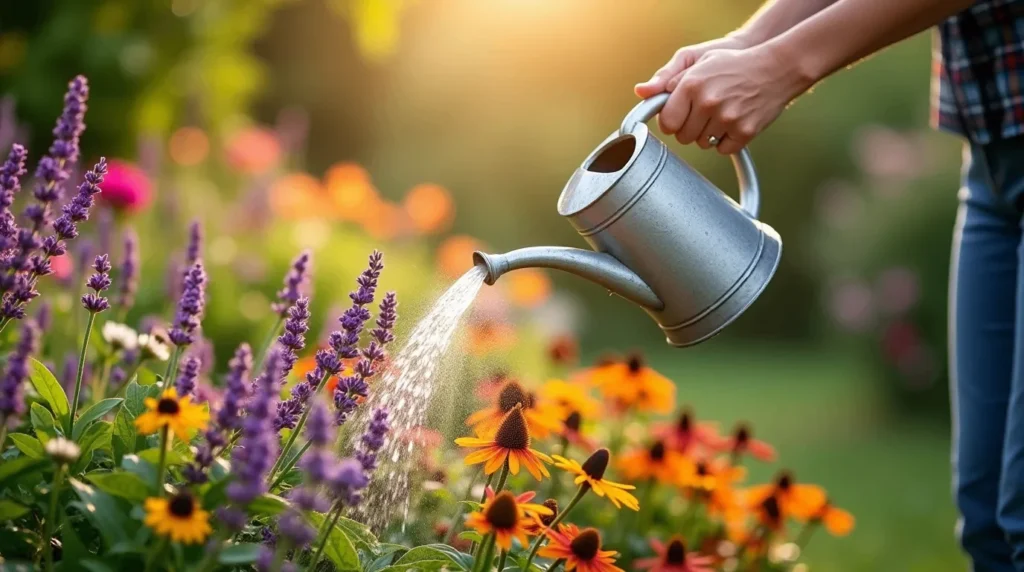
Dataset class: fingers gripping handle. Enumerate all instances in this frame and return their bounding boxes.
[620,93,761,219]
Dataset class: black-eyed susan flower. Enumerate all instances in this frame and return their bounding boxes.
[465,488,553,550]
[652,408,724,455]
[144,491,212,544]
[456,404,553,480]
[636,536,715,572]
[721,423,776,462]
[539,379,601,419]
[617,439,694,485]
[524,498,559,535]
[810,498,855,536]
[743,471,827,522]
[583,353,675,415]
[466,380,562,440]
[553,449,639,511]
[562,411,598,452]
[135,387,209,438]
[538,524,624,572]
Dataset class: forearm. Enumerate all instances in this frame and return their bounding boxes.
[769,0,976,86]
[734,0,841,45]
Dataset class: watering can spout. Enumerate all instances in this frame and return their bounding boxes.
[472,247,664,311]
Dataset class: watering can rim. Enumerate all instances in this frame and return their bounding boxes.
[556,123,652,218]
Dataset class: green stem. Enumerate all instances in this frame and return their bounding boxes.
[155,426,170,494]
[310,502,345,570]
[93,354,113,400]
[547,437,569,500]
[636,478,656,534]
[477,473,496,504]
[68,312,97,435]
[254,316,285,374]
[269,372,330,482]
[545,559,566,571]
[496,549,508,571]
[164,346,182,389]
[269,441,312,491]
[471,533,496,572]
[0,422,8,452]
[144,535,168,572]
[443,469,481,545]
[0,317,10,335]
[493,460,511,494]
[795,521,820,549]
[523,485,588,570]
[41,464,65,571]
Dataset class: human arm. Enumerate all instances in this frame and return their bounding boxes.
[658,0,978,154]
[635,0,840,99]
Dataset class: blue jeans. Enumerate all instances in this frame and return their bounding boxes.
[952,137,1024,571]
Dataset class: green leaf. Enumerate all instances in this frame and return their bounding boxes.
[248,494,290,516]
[79,562,117,572]
[0,456,47,487]
[112,404,136,464]
[458,500,482,511]
[137,447,185,466]
[377,562,456,572]
[0,499,30,520]
[85,471,150,503]
[72,399,123,441]
[125,382,159,417]
[67,478,134,548]
[217,543,262,564]
[27,358,70,432]
[58,510,90,570]
[30,402,59,444]
[7,434,43,459]
[74,421,113,473]
[135,368,158,387]
[395,545,472,569]
[335,515,379,552]
[457,531,482,543]
[201,477,230,510]
[120,454,156,485]
[0,561,37,572]
[305,511,359,571]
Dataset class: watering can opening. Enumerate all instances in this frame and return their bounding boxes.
[584,135,636,173]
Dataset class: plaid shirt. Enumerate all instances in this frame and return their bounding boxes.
[932,0,1024,144]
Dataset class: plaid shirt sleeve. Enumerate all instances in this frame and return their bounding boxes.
[932,0,1024,144]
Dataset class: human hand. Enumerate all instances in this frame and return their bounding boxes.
[634,35,753,100]
[653,45,812,155]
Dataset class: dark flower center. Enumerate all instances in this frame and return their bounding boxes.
[540,499,559,526]
[157,398,180,414]
[564,411,582,432]
[497,382,530,413]
[666,538,687,564]
[761,495,782,525]
[570,528,602,561]
[485,492,519,530]
[776,472,792,491]
[168,493,195,518]
[581,448,610,481]
[677,411,692,432]
[649,440,666,461]
[495,406,530,450]
[696,462,709,476]
[626,353,643,375]
[734,424,750,447]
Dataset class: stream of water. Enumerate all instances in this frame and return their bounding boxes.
[352,264,487,532]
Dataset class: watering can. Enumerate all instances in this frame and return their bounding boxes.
[472,92,782,347]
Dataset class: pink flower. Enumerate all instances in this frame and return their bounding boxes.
[225,127,281,175]
[98,159,152,212]
[50,254,73,281]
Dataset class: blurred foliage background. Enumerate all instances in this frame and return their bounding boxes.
[0,0,967,569]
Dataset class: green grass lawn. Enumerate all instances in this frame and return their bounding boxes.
[634,344,965,572]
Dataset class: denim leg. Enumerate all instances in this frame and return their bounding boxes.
[951,141,1018,571]
[986,137,1024,570]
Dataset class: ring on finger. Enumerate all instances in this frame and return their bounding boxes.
[707,135,721,147]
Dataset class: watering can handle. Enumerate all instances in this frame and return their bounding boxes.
[620,92,761,219]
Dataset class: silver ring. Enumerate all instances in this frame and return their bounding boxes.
[707,135,720,147]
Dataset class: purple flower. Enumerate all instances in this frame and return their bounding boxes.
[273,298,311,431]
[277,510,315,548]
[0,319,40,422]
[169,262,207,347]
[331,251,383,360]
[165,255,184,301]
[186,344,252,484]
[271,251,312,316]
[218,346,283,528]
[45,157,108,256]
[81,254,111,313]
[175,356,201,397]
[0,144,27,253]
[119,229,139,311]
[35,301,51,331]
[27,76,88,232]
[186,220,202,265]
[355,407,389,474]
[333,291,398,425]
[329,458,369,506]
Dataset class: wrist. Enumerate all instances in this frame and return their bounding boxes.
[759,35,822,97]
[725,29,761,49]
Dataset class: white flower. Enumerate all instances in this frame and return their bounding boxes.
[102,321,139,351]
[44,437,81,465]
[138,333,171,362]
[769,542,801,564]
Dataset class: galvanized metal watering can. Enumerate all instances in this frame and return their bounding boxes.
[472,92,782,347]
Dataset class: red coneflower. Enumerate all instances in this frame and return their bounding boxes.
[720,423,776,462]
[539,525,624,572]
[636,536,715,572]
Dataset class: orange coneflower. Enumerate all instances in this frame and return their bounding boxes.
[810,498,855,536]
[523,498,560,536]
[583,353,675,415]
[636,536,715,572]
[744,471,827,522]
[684,457,746,522]
[475,371,513,402]
[618,439,694,485]
[467,380,563,439]
[548,334,580,366]
[652,408,724,455]
[539,379,601,419]
[465,488,553,551]
[561,411,598,452]
[538,525,624,572]
[456,405,553,480]
[553,449,639,511]
[721,423,776,462]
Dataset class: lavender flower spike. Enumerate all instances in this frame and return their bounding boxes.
[334,291,398,425]
[355,407,389,475]
[218,346,283,529]
[274,298,312,431]
[81,254,111,313]
[271,250,312,316]
[0,319,40,423]
[186,220,202,265]
[0,144,27,253]
[118,229,139,311]
[44,157,108,257]
[169,262,207,347]
[184,344,252,484]
[175,356,201,397]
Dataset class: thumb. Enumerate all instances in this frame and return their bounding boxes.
[635,49,695,98]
